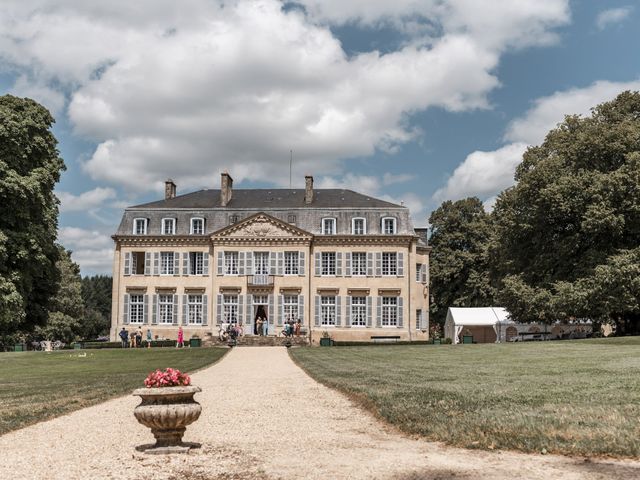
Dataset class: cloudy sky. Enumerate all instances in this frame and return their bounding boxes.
[1,1,638,275]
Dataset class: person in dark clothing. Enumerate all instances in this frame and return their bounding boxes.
[119,328,129,348]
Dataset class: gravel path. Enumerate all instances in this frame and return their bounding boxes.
[1,347,639,480]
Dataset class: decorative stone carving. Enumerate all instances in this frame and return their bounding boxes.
[230,216,291,237]
[133,386,202,454]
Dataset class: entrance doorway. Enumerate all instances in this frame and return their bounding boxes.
[254,304,268,335]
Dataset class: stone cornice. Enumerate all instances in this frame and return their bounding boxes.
[312,235,415,247]
[113,235,210,247]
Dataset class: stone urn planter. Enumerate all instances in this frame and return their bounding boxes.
[133,385,202,454]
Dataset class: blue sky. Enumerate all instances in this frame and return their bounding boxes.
[0,1,639,275]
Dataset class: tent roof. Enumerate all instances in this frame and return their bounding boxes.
[446,307,513,326]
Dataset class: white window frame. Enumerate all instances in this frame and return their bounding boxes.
[322,218,336,235]
[160,252,175,275]
[284,251,299,275]
[382,252,397,276]
[131,251,145,275]
[416,309,423,330]
[190,252,204,275]
[416,263,422,282]
[254,251,269,275]
[382,217,397,235]
[350,296,366,327]
[188,294,204,325]
[158,294,174,324]
[224,251,239,275]
[381,296,398,327]
[190,217,204,235]
[161,218,176,235]
[352,217,366,235]
[351,252,367,276]
[320,296,336,326]
[223,294,239,323]
[283,295,299,322]
[129,294,145,324]
[133,218,148,235]
[321,252,336,276]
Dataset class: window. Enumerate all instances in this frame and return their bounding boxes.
[188,295,203,324]
[351,297,366,327]
[254,252,269,275]
[416,263,422,282]
[129,294,145,324]
[160,252,175,275]
[223,295,238,323]
[381,297,398,326]
[161,218,176,235]
[133,218,148,235]
[416,309,423,330]
[283,295,299,322]
[158,294,174,324]
[131,252,145,275]
[224,251,239,275]
[321,252,336,276]
[322,218,336,235]
[382,252,397,276]
[284,251,299,275]
[351,252,367,276]
[191,218,204,235]
[352,218,366,235]
[382,217,396,234]
[229,214,239,225]
[190,252,204,275]
[287,214,297,224]
[320,296,336,326]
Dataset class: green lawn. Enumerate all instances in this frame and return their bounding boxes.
[0,347,227,435]
[290,337,640,458]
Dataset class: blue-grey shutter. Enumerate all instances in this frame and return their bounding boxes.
[269,252,276,275]
[299,251,305,276]
[238,251,245,275]
[152,295,158,324]
[202,295,208,326]
[366,296,372,327]
[375,252,382,277]
[421,264,427,283]
[172,295,179,325]
[245,295,253,328]
[174,251,180,276]
[420,308,427,330]
[246,251,253,275]
[277,295,283,326]
[183,252,189,275]
[124,252,131,276]
[268,294,274,327]
[143,295,148,324]
[314,295,321,327]
[345,253,351,277]
[397,252,404,277]
[153,252,160,275]
[217,251,224,276]
[277,252,284,275]
[216,294,223,324]
[182,294,188,325]
[122,294,130,324]
[367,252,374,277]
[314,252,321,276]
[397,297,404,328]
[144,252,151,275]
[298,295,304,324]
[238,295,244,324]
[335,296,342,326]
[345,296,351,328]
[336,252,342,276]
[376,296,382,327]
[203,253,209,275]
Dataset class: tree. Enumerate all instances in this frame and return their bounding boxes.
[0,95,65,339]
[80,275,113,339]
[428,197,496,328]
[492,91,640,332]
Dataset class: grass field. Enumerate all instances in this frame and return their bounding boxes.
[0,347,227,435]
[290,337,640,458]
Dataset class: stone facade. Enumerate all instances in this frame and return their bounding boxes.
[110,174,430,345]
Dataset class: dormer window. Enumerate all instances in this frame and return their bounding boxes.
[162,218,176,235]
[229,214,239,225]
[191,217,204,235]
[133,218,148,235]
[322,218,336,235]
[382,217,396,234]
[352,218,366,235]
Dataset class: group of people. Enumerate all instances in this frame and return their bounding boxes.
[255,316,269,336]
[282,318,302,337]
[119,327,152,348]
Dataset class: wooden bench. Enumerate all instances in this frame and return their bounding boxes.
[370,335,401,343]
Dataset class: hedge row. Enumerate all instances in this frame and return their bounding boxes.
[331,340,433,347]
[80,340,178,349]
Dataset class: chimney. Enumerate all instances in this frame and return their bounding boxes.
[220,172,233,206]
[165,179,176,200]
[304,175,314,204]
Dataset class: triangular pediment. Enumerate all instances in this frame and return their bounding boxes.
[212,213,312,239]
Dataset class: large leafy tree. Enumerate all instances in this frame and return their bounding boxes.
[0,95,65,339]
[492,91,640,332]
[80,275,113,339]
[428,197,496,328]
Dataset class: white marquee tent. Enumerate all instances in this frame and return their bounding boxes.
[444,307,514,344]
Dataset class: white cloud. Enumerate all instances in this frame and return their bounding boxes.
[0,0,570,193]
[596,7,633,30]
[57,226,114,275]
[57,187,117,212]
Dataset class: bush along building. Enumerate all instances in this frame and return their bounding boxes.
[110,173,430,345]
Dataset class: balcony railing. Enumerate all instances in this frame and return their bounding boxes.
[248,275,274,286]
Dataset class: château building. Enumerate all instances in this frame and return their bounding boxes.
[110,173,430,344]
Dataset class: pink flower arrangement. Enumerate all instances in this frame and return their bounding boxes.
[144,368,191,388]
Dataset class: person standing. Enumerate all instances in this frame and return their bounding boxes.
[146,328,152,348]
[177,326,184,348]
[130,330,136,348]
[262,317,269,336]
[135,327,143,348]
[119,327,128,348]
[256,317,263,336]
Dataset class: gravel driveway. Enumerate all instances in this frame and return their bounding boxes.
[1,346,638,479]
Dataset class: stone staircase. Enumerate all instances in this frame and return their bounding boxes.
[203,334,309,347]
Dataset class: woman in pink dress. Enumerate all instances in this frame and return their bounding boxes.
[177,326,184,348]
